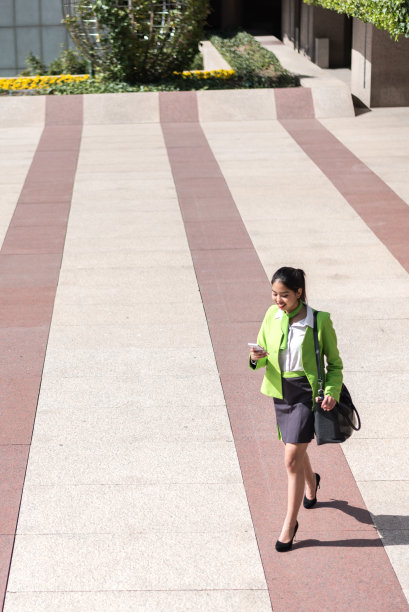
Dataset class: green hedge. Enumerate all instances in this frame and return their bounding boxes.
[304,0,409,39]
[210,31,299,88]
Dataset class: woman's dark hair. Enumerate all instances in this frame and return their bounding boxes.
[271,267,307,302]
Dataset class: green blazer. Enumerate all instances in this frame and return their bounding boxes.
[250,305,343,404]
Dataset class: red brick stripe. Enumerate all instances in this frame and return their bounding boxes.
[275,88,315,119]
[0,96,82,608]
[280,117,409,273]
[159,91,408,611]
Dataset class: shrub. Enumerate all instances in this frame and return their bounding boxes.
[48,48,88,75]
[19,52,47,76]
[304,0,409,39]
[210,31,299,87]
[63,0,209,83]
[19,48,88,77]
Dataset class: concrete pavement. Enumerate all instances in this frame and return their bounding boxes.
[0,89,408,610]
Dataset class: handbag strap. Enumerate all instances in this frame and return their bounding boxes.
[313,310,361,431]
[337,401,362,431]
[313,310,325,401]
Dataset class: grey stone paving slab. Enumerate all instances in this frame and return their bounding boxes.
[47,323,213,351]
[0,170,40,185]
[308,276,409,301]
[233,194,358,221]
[24,436,243,485]
[197,89,277,122]
[0,185,28,206]
[40,347,217,380]
[58,267,196,288]
[260,240,407,271]
[79,137,166,153]
[343,439,409,481]
[309,81,354,118]
[0,126,44,142]
[54,272,200,304]
[50,298,204,326]
[30,402,233,445]
[349,403,409,439]
[77,158,171,173]
[72,180,177,200]
[310,297,409,320]
[66,216,187,238]
[78,140,169,155]
[229,180,338,201]
[7,532,267,592]
[74,170,174,182]
[335,320,409,371]
[220,159,321,177]
[63,234,191,255]
[4,589,272,612]
[358,481,409,525]
[344,371,409,404]
[383,543,409,594]
[0,125,42,248]
[83,92,159,124]
[245,217,379,246]
[0,98,45,127]
[36,374,226,411]
[16,482,251,535]
[60,248,194,270]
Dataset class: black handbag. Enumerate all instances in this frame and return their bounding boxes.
[313,311,361,445]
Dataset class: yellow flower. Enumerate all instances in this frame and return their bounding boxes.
[0,73,90,92]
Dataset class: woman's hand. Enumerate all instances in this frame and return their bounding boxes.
[315,395,337,411]
[250,347,268,361]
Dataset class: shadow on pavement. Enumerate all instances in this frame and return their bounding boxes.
[298,499,409,547]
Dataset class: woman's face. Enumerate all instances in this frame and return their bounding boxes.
[271,280,302,313]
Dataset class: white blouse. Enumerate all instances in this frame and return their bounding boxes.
[276,305,314,372]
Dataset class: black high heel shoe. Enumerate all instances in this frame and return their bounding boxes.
[303,473,321,509]
[275,521,299,552]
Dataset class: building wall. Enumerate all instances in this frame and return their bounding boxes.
[350,19,372,107]
[282,0,351,68]
[210,0,281,33]
[312,5,351,67]
[220,0,243,29]
[371,26,409,106]
[282,0,300,49]
[0,0,73,76]
[351,18,409,107]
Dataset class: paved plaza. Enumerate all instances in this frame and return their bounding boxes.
[0,83,408,611]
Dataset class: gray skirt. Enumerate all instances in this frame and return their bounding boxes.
[273,376,314,444]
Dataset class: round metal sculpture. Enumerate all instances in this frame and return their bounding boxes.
[62,0,208,83]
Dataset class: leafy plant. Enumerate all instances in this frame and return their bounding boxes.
[48,47,88,75]
[304,0,409,39]
[210,31,299,87]
[19,52,47,76]
[63,0,209,83]
[19,47,88,76]
[190,50,204,70]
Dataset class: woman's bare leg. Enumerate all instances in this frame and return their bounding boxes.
[278,442,309,543]
[303,451,317,500]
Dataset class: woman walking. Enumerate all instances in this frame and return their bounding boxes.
[249,267,343,551]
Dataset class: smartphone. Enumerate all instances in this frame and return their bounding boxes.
[248,343,269,354]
